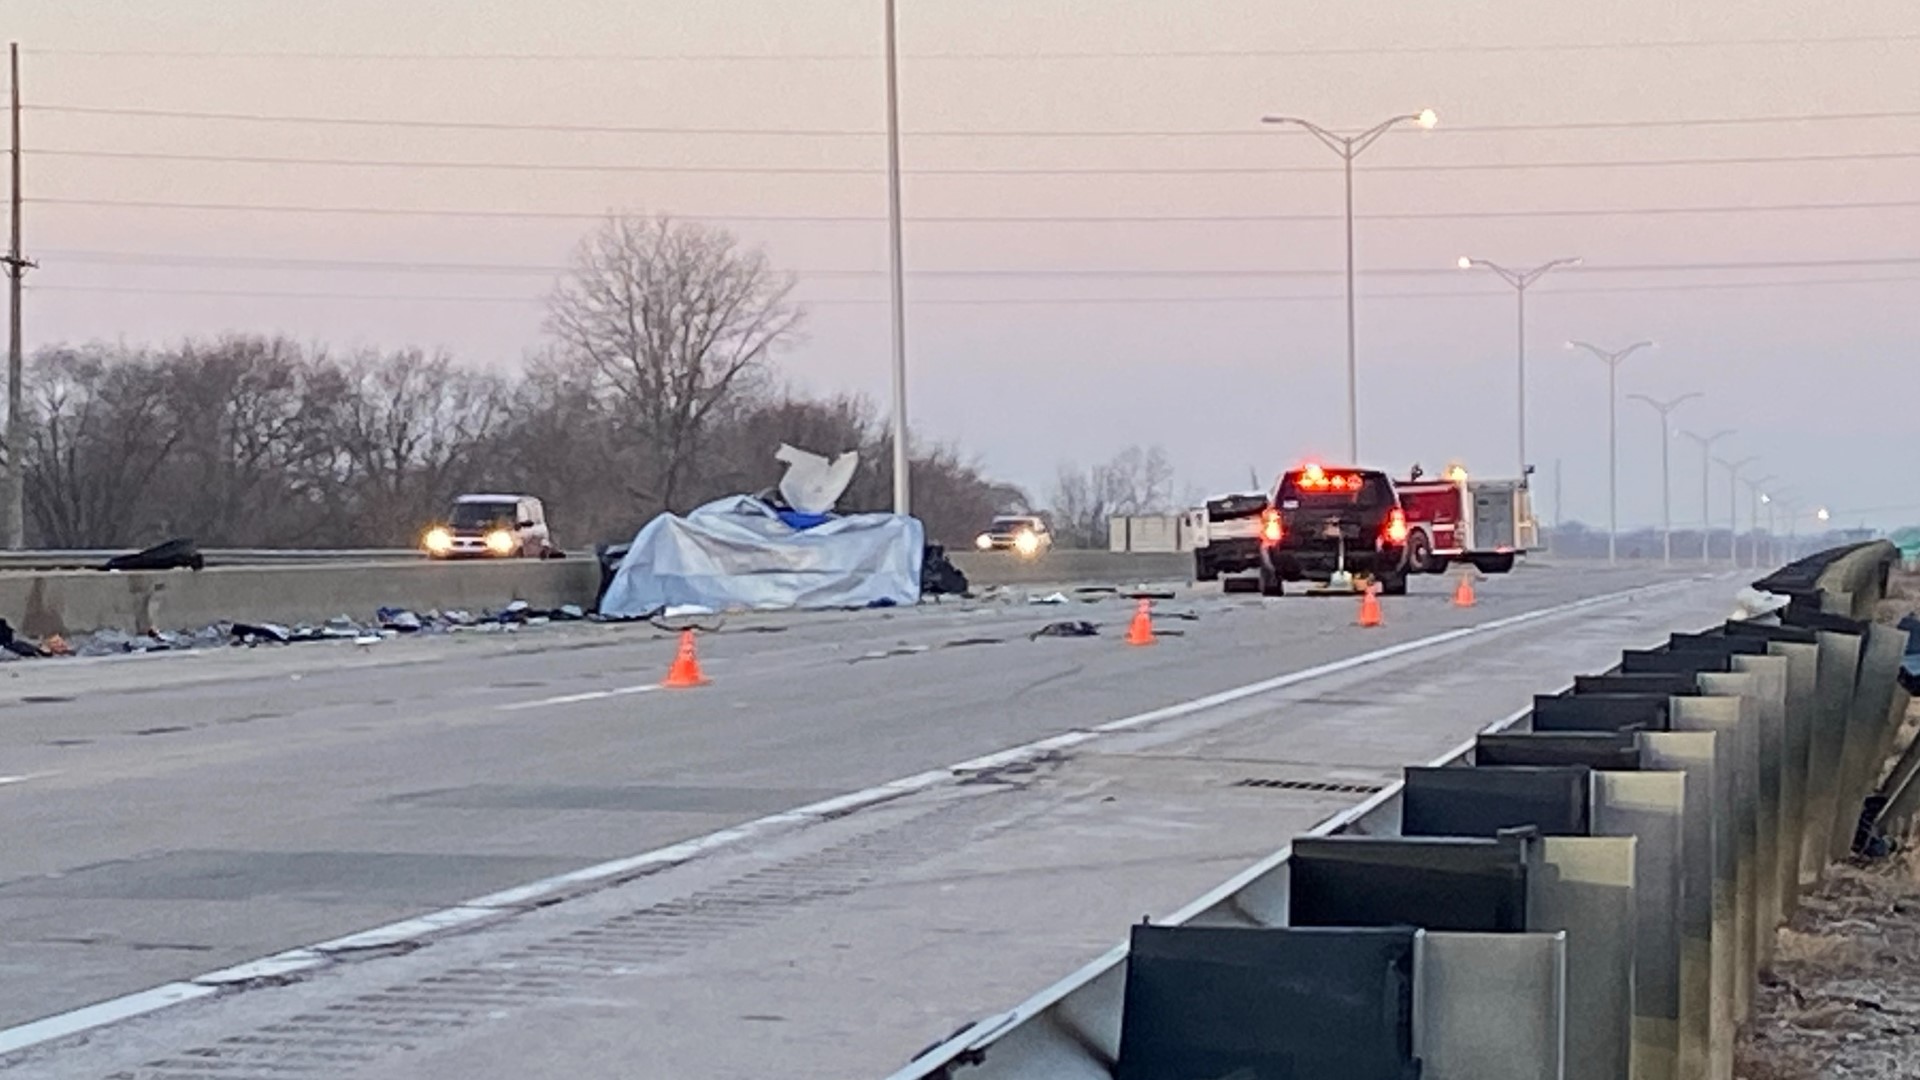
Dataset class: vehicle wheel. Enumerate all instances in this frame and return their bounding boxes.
[1259,565,1285,597]
[1379,572,1409,597]
[1474,553,1517,575]
[1407,529,1435,574]
[1195,555,1219,582]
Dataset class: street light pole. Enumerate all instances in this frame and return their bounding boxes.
[1628,392,1702,566]
[1263,108,1437,463]
[1568,340,1653,564]
[1460,257,1582,476]
[1745,476,1775,570]
[1680,429,1734,564]
[1567,341,1653,564]
[882,0,911,515]
[1714,455,1758,568]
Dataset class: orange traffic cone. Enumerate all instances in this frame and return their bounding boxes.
[1453,572,1476,608]
[1126,599,1157,646]
[662,629,710,688]
[1357,585,1383,628]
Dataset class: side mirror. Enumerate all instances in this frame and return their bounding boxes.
[1523,464,1536,477]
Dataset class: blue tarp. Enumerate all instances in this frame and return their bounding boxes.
[598,496,925,618]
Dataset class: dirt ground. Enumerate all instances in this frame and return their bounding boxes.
[1737,571,1920,1079]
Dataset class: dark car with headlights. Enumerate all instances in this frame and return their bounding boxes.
[423,494,554,559]
[1257,465,1410,596]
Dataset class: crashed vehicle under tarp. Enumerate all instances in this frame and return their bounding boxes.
[598,496,926,618]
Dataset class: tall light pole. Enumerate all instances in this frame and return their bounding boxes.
[882,0,911,515]
[1680,429,1734,564]
[1714,455,1758,568]
[1567,340,1653,564]
[1628,392,1702,565]
[1744,475,1775,570]
[1460,256,1583,476]
[1759,491,1777,566]
[1262,108,1437,463]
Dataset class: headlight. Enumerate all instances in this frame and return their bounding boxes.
[1013,530,1040,556]
[485,529,515,555]
[424,527,453,554]
[975,533,993,550]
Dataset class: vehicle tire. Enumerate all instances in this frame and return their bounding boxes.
[1379,571,1409,597]
[1407,529,1435,574]
[1195,554,1219,582]
[1474,553,1517,575]
[1259,565,1285,597]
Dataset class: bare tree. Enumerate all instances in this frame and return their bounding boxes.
[1047,445,1177,548]
[545,215,802,514]
[154,336,340,544]
[330,349,509,545]
[22,345,182,546]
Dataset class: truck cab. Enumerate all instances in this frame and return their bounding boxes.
[423,494,555,559]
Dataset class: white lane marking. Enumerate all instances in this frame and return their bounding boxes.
[0,773,52,788]
[0,575,1709,1061]
[0,983,216,1057]
[496,683,660,711]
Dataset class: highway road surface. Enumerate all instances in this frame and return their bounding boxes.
[0,564,1741,1078]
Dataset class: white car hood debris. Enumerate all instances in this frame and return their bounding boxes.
[598,496,925,619]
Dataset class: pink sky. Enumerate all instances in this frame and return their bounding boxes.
[6,0,1919,529]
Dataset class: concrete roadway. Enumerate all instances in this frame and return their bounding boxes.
[0,565,1738,1077]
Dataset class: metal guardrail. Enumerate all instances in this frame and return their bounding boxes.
[0,548,427,570]
[891,543,1910,1080]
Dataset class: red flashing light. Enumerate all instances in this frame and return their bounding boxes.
[1261,508,1284,544]
[1384,507,1409,545]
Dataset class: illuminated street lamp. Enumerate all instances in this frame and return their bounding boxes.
[1262,108,1437,462]
[1568,340,1653,564]
[1459,256,1583,475]
[1628,392,1703,565]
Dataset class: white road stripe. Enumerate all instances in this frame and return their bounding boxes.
[0,574,1712,1062]
[496,683,660,711]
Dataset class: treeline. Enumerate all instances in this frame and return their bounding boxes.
[22,337,1025,550]
[21,215,1029,550]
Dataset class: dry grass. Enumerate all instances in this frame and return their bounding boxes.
[1737,569,1920,1076]
[1737,862,1920,1079]
[1873,568,1920,626]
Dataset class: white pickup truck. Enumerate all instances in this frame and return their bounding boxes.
[1185,491,1270,582]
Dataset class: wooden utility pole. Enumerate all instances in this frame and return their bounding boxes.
[4,42,31,549]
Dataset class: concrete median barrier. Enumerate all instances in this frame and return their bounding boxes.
[0,550,1193,636]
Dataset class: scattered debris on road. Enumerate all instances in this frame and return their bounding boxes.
[1031,620,1099,640]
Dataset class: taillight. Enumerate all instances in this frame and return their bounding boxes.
[1384,508,1409,544]
[1261,509,1284,544]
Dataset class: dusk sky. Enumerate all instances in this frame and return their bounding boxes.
[5,0,1918,530]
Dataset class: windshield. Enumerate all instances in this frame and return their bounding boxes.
[991,517,1040,532]
[450,501,517,529]
[1277,471,1392,509]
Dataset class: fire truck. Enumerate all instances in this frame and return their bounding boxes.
[1393,463,1538,575]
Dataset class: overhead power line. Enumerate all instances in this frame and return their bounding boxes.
[40,249,1920,279]
[27,145,1920,176]
[30,271,1920,306]
[25,103,1920,138]
[33,196,1920,223]
[25,33,1920,61]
